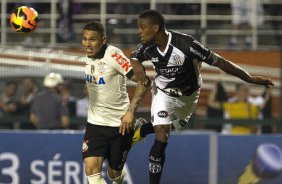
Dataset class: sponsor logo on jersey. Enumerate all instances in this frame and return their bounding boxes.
[91,65,95,74]
[157,111,168,118]
[193,40,207,50]
[85,74,106,85]
[157,67,183,78]
[190,47,206,60]
[111,53,132,72]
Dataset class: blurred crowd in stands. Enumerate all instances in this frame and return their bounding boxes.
[0,72,276,134]
[0,73,88,130]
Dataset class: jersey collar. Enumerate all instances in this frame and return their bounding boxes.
[95,44,108,59]
[157,31,171,56]
[87,44,108,60]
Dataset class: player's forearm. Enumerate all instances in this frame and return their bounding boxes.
[215,57,252,83]
[127,80,151,113]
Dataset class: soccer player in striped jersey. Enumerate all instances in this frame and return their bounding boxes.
[130,10,274,184]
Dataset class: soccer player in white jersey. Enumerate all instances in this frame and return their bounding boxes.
[80,21,150,184]
[130,10,274,184]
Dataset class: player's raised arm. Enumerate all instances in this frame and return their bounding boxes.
[212,54,274,88]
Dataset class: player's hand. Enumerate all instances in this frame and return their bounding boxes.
[249,76,275,88]
[119,111,134,135]
[131,60,148,85]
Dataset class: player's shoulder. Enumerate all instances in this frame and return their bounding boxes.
[135,42,155,54]
[169,30,196,52]
[105,45,124,57]
[105,45,130,65]
[106,44,122,53]
[169,30,194,41]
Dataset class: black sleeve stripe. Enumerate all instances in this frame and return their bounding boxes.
[206,51,219,65]
[126,69,134,79]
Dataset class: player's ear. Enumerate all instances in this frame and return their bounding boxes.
[102,35,107,44]
[153,24,160,33]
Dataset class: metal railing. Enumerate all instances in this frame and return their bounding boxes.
[1,0,282,49]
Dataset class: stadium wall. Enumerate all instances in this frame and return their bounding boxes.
[1,131,282,184]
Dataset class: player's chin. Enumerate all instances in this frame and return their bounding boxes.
[140,38,148,44]
[86,52,96,58]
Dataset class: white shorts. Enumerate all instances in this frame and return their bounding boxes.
[232,0,264,27]
[151,87,200,126]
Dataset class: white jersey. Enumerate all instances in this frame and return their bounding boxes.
[80,45,134,127]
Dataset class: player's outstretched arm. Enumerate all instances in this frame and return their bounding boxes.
[130,57,148,85]
[213,55,274,88]
[119,76,151,135]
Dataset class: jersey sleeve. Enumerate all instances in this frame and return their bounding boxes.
[131,43,149,62]
[108,47,134,78]
[189,38,218,65]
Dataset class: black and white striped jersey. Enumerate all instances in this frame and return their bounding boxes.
[133,31,218,96]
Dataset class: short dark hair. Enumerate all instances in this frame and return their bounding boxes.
[83,21,105,37]
[139,9,165,30]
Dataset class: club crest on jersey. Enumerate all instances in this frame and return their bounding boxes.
[85,74,106,85]
[173,55,183,65]
[97,61,105,73]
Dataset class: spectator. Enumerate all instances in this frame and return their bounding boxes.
[58,81,77,117]
[57,0,74,42]
[0,81,19,115]
[19,77,38,115]
[30,73,70,129]
[18,77,38,129]
[76,84,88,118]
[0,81,19,129]
[221,84,266,134]
[268,3,282,48]
[260,87,274,133]
[207,82,228,132]
[229,0,264,48]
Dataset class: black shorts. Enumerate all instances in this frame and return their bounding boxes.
[82,123,134,170]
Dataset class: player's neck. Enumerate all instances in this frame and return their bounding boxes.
[155,31,169,52]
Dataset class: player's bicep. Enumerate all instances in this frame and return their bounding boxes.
[128,74,139,83]
[189,39,218,65]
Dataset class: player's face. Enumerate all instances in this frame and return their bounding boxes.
[81,30,106,58]
[137,18,158,44]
